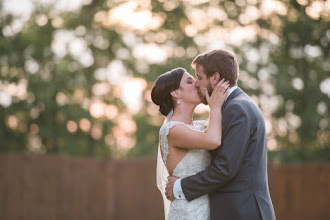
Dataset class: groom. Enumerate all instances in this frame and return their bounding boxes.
[165,49,276,219]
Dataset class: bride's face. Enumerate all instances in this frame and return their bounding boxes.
[177,72,201,105]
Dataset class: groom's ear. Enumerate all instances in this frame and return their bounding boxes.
[210,72,221,87]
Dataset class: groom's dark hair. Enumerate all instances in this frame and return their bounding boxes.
[191,49,239,86]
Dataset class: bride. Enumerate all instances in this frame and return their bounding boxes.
[151,67,229,219]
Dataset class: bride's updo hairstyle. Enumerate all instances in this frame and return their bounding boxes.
[151,68,185,116]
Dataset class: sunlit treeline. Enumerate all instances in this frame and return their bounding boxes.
[0,0,329,161]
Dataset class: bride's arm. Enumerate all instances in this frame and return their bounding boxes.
[168,80,229,150]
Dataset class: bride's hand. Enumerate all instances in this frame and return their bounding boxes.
[204,78,230,109]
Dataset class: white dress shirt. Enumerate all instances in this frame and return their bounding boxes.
[173,86,238,200]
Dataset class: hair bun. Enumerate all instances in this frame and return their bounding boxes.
[159,98,173,116]
[151,87,173,116]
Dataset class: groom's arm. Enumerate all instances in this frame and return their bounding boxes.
[181,102,252,201]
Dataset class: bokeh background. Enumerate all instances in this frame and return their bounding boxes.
[0,0,329,219]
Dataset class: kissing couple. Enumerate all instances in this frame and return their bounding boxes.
[151,49,276,220]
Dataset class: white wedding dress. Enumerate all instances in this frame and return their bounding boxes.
[160,120,211,220]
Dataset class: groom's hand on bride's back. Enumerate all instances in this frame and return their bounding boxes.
[165,176,178,201]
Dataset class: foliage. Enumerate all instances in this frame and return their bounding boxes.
[0,0,328,162]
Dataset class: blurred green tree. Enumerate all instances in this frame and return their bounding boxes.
[0,0,328,162]
[259,0,330,162]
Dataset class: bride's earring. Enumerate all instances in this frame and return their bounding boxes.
[177,99,181,104]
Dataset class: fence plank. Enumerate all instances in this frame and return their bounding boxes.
[0,154,8,220]
[6,153,25,220]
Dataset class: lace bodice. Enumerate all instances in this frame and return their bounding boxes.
[160,120,206,168]
[159,120,211,220]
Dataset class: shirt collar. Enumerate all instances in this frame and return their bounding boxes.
[225,86,237,101]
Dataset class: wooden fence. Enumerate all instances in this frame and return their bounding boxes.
[0,153,329,220]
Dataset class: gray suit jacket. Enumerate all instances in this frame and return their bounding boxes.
[181,88,276,220]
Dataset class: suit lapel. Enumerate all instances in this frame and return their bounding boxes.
[222,87,243,110]
[210,88,244,158]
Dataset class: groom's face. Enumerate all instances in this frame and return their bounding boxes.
[194,65,212,105]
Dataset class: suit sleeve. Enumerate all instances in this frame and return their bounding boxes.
[181,102,251,201]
